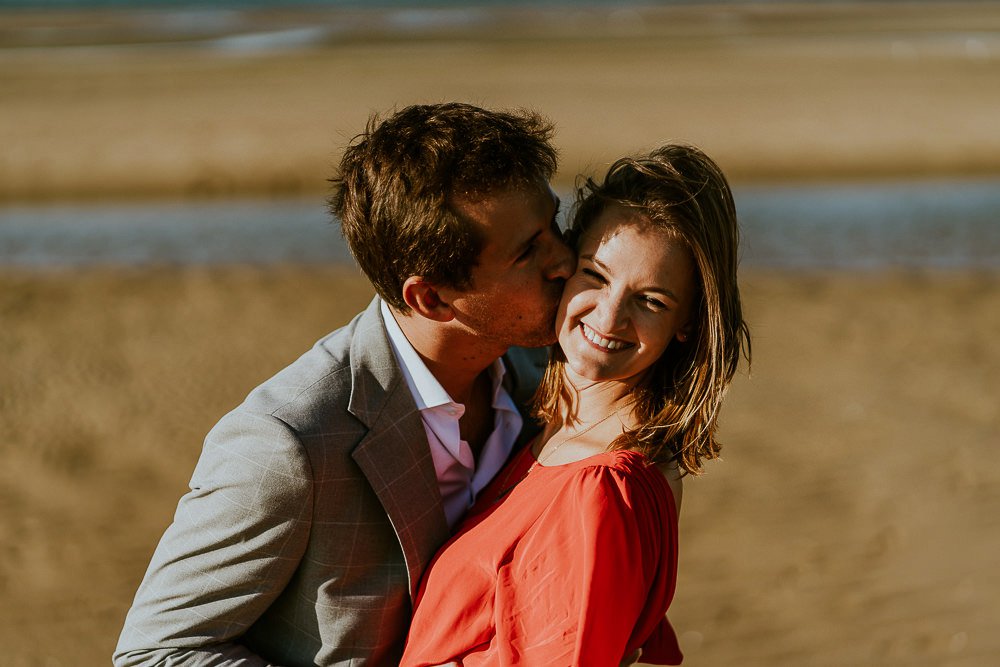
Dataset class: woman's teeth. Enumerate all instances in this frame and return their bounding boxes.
[581,323,630,351]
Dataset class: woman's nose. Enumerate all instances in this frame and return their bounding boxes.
[592,292,628,335]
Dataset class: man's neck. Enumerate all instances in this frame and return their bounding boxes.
[392,308,504,406]
[392,309,504,457]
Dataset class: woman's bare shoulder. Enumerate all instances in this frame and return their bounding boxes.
[655,459,684,514]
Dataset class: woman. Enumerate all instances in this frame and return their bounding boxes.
[401,143,751,666]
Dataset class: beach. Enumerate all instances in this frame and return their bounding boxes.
[2,267,997,666]
[1,2,999,665]
[2,2,1000,200]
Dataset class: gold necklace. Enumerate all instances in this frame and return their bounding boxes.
[535,401,632,467]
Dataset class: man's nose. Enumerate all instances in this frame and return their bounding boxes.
[546,234,575,281]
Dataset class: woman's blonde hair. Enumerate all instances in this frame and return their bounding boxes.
[533,143,751,475]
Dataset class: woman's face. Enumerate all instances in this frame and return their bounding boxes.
[556,204,696,387]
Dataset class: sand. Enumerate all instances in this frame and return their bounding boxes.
[2,2,999,665]
[2,2,1000,200]
[1,266,997,666]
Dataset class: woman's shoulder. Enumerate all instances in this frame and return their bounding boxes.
[577,448,660,476]
[543,450,678,560]
[563,450,676,511]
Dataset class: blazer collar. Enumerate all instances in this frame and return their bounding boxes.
[345,299,549,597]
[347,298,449,600]
[502,345,548,452]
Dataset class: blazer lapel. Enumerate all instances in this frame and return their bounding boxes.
[503,345,549,452]
[347,299,449,600]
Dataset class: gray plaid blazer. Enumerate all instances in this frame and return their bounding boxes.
[114,297,545,667]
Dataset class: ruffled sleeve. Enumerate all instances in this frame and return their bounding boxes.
[464,454,682,666]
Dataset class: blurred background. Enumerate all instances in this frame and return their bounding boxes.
[1,1,998,665]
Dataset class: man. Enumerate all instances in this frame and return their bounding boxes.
[114,103,574,666]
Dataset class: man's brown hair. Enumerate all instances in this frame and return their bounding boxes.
[329,103,558,311]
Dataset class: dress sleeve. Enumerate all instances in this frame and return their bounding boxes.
[476,461,679,667]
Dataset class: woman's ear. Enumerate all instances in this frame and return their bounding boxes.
[676,322,693,343]
[401,276,455,322]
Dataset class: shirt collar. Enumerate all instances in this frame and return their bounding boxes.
[380,300,510,411]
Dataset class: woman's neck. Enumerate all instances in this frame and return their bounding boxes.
[561,368,640,429]
[533,369,641,466]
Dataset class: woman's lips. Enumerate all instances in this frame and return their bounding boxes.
[580,323,634,352]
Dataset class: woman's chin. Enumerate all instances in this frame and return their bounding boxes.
[563,356,618,385]
[563,354,654,392]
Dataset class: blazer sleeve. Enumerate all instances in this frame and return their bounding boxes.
[481,464,676,667]
[114,411,314,667]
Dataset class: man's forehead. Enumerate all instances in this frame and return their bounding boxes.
[452,177,553,204]
[452,185,552,226]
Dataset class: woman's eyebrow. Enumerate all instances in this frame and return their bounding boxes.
[584,254,681,303]
[647,286,681,304]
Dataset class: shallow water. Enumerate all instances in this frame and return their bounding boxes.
[1,179,998,269]
[735,179,1000,269]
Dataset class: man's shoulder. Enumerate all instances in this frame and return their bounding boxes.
[225,301,394,434]
[257,328,356,412]
[503,345,550,404]
[504,345,550,369]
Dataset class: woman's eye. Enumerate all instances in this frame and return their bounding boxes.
[644,296,667,310]
[517,244,536,262]
[581,268,605,282]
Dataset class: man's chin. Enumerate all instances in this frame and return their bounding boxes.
[482,311,558,349]
[514,337,556,349]
[512,328,558,349]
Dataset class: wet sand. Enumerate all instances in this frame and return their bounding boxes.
[1,266,997,666]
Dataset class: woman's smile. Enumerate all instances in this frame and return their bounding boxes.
[579,323,634,352]
[556,203,695,387]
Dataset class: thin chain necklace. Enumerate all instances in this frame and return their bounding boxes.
[493,399,635,502]
[535,400,633,466]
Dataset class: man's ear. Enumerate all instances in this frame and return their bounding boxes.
[401,276,455,322]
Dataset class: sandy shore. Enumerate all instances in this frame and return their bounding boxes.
[1,266,997,666]
[2,2,1000,200]
[2,2,998,665]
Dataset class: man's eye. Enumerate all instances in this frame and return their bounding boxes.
[517,244,536,261]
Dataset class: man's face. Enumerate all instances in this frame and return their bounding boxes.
[447,182,575,350]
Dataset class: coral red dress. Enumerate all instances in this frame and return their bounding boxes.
[400,445,683,666]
